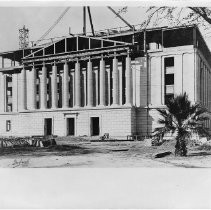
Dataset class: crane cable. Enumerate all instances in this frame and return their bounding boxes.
[36,7,70,45]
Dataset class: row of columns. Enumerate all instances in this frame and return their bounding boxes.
[18,54,133,111]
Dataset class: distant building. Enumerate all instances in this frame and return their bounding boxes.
[0,25,210,138]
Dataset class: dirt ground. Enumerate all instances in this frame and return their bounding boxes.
[0,137,211,168]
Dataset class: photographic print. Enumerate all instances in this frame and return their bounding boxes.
[0,1,211,209]
[0,4,211,168]
[0,2,211,168]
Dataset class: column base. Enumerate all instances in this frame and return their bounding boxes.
[124,103,132,107]
[86,105,94,108]
[111,104,120,107]
[98,104,106,108]
[40,106,47,110]
[62,106,69,109]
[19,108,27,112]
[74,105,81,109]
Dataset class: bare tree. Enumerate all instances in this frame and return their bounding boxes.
[117,7,211,35]
[145,7,211,28]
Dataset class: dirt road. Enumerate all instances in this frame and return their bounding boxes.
[0,138,211,168]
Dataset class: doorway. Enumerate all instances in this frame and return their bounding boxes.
[67,118,75,136]
[90,117,100,136]
[44,118,52,136]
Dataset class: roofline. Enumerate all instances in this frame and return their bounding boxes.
[0,46,41,56]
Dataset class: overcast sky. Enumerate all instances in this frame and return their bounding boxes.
[0,7,149,52]
[0,6,211,52]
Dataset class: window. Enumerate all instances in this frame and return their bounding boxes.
[165,57,174,67]
[164,57,175,104]
[6,120,11,132]
[165,94,174,104]
[165,74,174,85]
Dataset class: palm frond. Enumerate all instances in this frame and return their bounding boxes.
[154,92,211,141]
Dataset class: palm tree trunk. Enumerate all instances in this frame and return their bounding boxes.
[175,131,187,156]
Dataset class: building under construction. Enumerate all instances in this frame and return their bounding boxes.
[0,8,211,138]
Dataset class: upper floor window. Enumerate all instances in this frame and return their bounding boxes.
[165,57,174,67]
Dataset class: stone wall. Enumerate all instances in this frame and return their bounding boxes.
[0,106,134,139]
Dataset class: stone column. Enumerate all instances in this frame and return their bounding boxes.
[71,72,75,107]
[12,73,18,112]
[205,68,207,107]
[31,67,37,110]
[51,63,58,109]
[75,61,81,107]
[20,68,27,111]
[119,62,123,105]
[107,67,111,106]
[82,70,87,106]
[63,62,69,108]
[125,54,132,106]
[87,60,93,107]
[204,65,205,106]
[40,64,47,109]
[207,69,209,107]
[112,57,119,106]
[99,58,106,106]
[95,69,99,106]
[0,72,5,112]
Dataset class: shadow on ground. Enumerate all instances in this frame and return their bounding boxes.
[188,151,211,157]
[0,145,99,157]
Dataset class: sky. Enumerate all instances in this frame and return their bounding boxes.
[0,5,211,52]
[0,6,149,52]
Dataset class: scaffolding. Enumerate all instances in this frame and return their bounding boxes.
[19,25,29,49]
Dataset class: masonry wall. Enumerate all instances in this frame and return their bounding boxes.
[0,107,134,138]
[136,46,207,136]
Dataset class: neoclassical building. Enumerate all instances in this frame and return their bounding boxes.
[0,25,210,138]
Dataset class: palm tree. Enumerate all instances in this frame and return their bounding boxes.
[153,92,210,156]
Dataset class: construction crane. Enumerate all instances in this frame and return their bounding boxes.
[32,6,133,46]
[34,7,70,46]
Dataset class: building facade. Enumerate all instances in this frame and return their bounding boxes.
[0,25,210,138]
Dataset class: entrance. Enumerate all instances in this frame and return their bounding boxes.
[44,118,52,136]
[91,117,100,136]
[67,118,75,136]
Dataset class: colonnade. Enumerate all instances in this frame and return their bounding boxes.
[16,54,133,111]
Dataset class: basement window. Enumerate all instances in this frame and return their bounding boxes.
[6,120,11,132]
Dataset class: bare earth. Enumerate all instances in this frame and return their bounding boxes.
[0,137,211,168]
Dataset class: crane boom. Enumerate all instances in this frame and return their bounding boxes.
[35,7,70,45]
[107,6,134,30]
